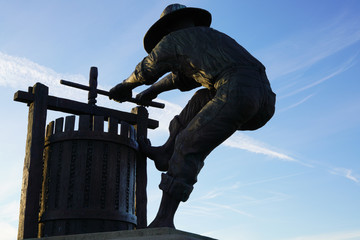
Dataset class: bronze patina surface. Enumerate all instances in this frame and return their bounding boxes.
[109,4,276,229]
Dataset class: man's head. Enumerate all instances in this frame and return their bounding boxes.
[143,4,211,53]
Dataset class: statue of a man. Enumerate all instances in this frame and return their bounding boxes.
[109,4,276,228]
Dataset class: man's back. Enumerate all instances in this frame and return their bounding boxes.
[169,27,264,73]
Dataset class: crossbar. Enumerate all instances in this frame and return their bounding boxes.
[14,90,159,129]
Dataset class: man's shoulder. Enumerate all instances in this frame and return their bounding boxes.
[180,26,218,34]
[170,27,224,40]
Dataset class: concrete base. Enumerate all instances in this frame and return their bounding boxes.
[27,228,218,240]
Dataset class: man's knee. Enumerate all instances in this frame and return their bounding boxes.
[159,173,194,202]
[176,88,216,127]
[169,116,184,134]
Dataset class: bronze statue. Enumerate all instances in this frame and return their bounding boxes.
[109,4,276,228]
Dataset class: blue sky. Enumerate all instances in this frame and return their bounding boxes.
[1,1,360,239]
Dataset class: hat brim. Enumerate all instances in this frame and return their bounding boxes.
[143,7,211,53]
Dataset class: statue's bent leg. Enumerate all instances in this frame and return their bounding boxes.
[163,77,264,201]
[140,88,215,171]
[150,69,273,229]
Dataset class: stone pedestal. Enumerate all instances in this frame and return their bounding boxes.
[26,228,218,240]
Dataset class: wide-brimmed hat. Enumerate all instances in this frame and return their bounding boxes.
[143,4,212,53]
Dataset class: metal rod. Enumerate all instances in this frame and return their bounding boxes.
[60,79,165,109]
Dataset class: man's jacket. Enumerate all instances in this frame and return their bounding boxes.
[133,26,269,91]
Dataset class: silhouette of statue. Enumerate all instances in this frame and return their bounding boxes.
[109,4,276,228]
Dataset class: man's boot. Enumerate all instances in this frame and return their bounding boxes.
[148,191,180,228]
[138,116,183,171]
[148,174,193,228]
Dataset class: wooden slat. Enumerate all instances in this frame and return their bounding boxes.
[129,125,135,140]
[120,121,130,138]
[118,144,128,215]
[14,90,159,129]
[46,121,54,137]
[55,118,64,134]
[65,116,75,132]
[108,117,118,135]
[79,115,91,131]
[93,115,104,132]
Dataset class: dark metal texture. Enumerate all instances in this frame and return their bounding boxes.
[39,115,137,236]
[88,67,98,105]
[60,79,165,109]
[15,67,158,238]
[14,90,159,129]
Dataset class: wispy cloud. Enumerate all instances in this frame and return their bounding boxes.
[147,100,182,132]
[280,53,358,99]
[0,51,87,99]
[0,200,20,240]
[223,133,310,165]
[259,13,360,80]
[181,199,254,218]
[204,202,255,218]
[224,133,294,161]
[0,221,17,240]
[179,204,223,218]
[0,50,180,133]
[194,173,303,204]
[184,189,292,219]
[277,94,315,113]
[1,51,296,163]
[0,201,19,223]
[193,182,241,201]
[329,168,359,183]
[236,172,308,188]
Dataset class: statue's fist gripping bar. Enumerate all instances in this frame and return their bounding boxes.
[60,67,165,109]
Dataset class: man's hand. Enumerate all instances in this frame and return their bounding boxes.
[109,82,132,102]
[136,87,158,102]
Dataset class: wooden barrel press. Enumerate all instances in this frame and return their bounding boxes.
[39,114,138,237]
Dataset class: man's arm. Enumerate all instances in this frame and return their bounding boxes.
[108,72,143,102]
[121,72,143,89]
[136,71,202,102]
[110,36,176,102]
[136,74,176,102]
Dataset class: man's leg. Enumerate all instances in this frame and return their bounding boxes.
[139,88,215,171]
[149,77,263,228]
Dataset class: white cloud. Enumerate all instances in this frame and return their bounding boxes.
[184,189,291,219]
[330,168,359,183]
[204,202,255,218]
[258,13,360,80]
[197,189,224,200]
[0,51,89,104]
[180,200,254,219]
[0,201,19,224]
[0,221,17,240]
[0,52,86,91]
[1,51,295,163]
[0,200,19,240]
[277,94,315,113]
[280,54,357,99]
[224,132,298,162]
[235,172,308,188]
[179,204,223,218]
[147,100,183,132]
